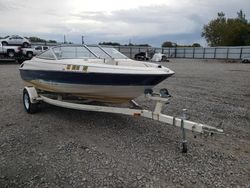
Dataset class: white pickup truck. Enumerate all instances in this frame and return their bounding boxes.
[22,46,49,58]
[0,43,22,58]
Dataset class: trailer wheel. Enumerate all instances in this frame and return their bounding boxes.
[181,142,188,153]
[23,88,38,114]
[2,41,8,46]
[17,59,24,64]
[23,42,29,48]
[7,50,15,58]
[27,52,33,58]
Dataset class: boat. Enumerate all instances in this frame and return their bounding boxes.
[19,45,174,103]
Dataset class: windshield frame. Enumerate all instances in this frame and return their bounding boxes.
[87,45,113,59]
[36,46,87,60]
[36,45,128,60]
[36,48,57,60]
[51,45,98,60]
[101,46,128,59]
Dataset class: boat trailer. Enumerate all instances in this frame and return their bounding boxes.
[22,86,223,153]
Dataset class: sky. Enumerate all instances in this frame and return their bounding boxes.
[0,0,249,47]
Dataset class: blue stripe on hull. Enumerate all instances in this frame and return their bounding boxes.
[19,70,172,86]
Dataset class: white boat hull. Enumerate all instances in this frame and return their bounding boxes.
[19,46,174,103]
[24,80,153,103]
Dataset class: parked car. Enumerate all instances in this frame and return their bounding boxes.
[0,35,31,47]
[151,53,169,62]
[22,46,49,58]
[241,56,250,63]
[134,52,149,61]
[0,42,22,58]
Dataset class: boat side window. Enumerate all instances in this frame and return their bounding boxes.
[52,46,96,59]
[37,50,56,60]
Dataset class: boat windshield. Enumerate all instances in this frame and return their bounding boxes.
[102,47,128,59]
[52,46,96,59]
[87,46,111,59]
[37,45,128,60]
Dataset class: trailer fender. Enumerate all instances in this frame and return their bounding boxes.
[24,86,39,103]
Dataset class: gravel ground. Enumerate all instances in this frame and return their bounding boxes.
[0,59,249,188]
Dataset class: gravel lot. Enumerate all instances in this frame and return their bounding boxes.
[0,59,249,187]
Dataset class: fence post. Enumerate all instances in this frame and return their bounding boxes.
[175,47,177,58]
[168,48,170,58]
[184,48,186,58]
[162,48,164,54]
[214,48,217,59]
[130,47,132,58]
[203,48,205,59]
[239,47,243,59]
[193,47,195,58]
[226,48,229,59]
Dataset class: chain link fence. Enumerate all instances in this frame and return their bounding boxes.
[31,42,250,60]
[113,46,250,60]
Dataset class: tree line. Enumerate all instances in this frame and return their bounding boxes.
[0,36,57,43]
[161,42,201,48]
[99,42,151,47]
[202,10,249,46]
[28,37,57,43]
[162,10,249,47]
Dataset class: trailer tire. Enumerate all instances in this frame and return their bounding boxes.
[27,52,33,58]
[2,41,8,46]
[23,88,38,114]
[17,59,24,64]
[242,59,250,63]
[23,42,29,48]
[7,50,15,58]
[161,56,168,62]
[181,142,188,153]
